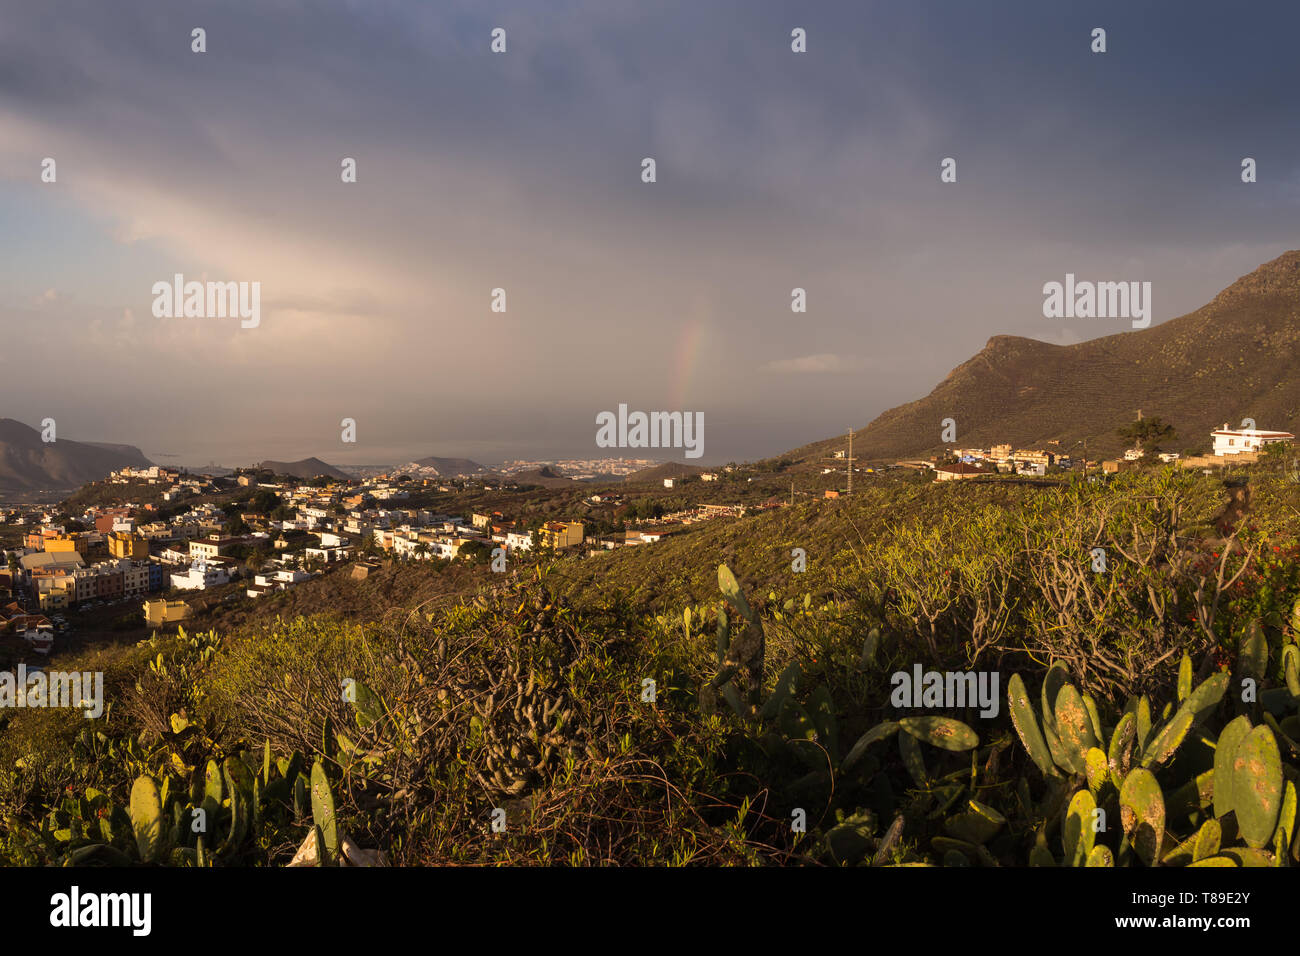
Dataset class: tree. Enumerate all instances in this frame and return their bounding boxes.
[459,540,492,565]
[1261,439,1294,475]
[1118,416,1176,454]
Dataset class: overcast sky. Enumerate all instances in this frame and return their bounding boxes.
[2,0,1298,467]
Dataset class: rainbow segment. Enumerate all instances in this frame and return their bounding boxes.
[667,321,707,411]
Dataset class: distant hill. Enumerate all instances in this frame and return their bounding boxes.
[256,458,351,481]
[395,456,489,479]
[787,250,1300,465]
[625,462,707,484]
[510,466,577,489]
[175,465,235,478]
[0,419,153,491]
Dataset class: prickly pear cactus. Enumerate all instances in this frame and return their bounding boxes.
[129,776,164,864]
[899,716,978,752]
[1063,788,1097,866]
[1119,768,1165,867]
[1053,684,1097,774]
[1213,715,1253,820]
[1007,673,1057,778]
[310,760,339,862]
[1231,726,1283,849]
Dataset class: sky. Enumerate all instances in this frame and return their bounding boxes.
[2,0,1298,467]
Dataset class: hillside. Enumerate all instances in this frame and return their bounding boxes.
[408,455,488,477]
[625,461,708,484]
[8,466,1295,871]
[789,250,1300,464]
[256,457,351,481]
[510,466,578,489]
[0,418,152,491]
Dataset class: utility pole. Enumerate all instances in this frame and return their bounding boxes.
[824,428,858,495]
[1071,437,1089,474]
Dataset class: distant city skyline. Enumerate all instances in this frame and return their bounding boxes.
[2,1,1298,465]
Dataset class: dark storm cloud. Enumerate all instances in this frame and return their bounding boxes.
[0,0,1296,464]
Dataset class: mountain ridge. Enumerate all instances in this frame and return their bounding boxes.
[787,250,1300,464]
[0,419,153,491]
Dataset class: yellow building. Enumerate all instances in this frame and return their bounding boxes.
[46,534,87,555]
[536,521,584,549]
[143,599,191,627]
[109,532,150,560]
[1012,449,1055,467]
[190,537,236,560]
[39,589,70,611]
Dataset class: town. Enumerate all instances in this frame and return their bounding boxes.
[1,421,1290,660]
[0,460,769,657]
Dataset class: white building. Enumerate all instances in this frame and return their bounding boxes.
[247,567,312,597]
[448,535,488,559]
[504,531,533,552]
[304,546,350,563]
[300,507,331,529]
[391,535,422,559]
[343,518,374,539]
[170,562,230,591]
[1212,424,1295,456]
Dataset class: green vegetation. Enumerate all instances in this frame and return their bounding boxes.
[1117,415,1177,454]
[3,467,1299,865]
